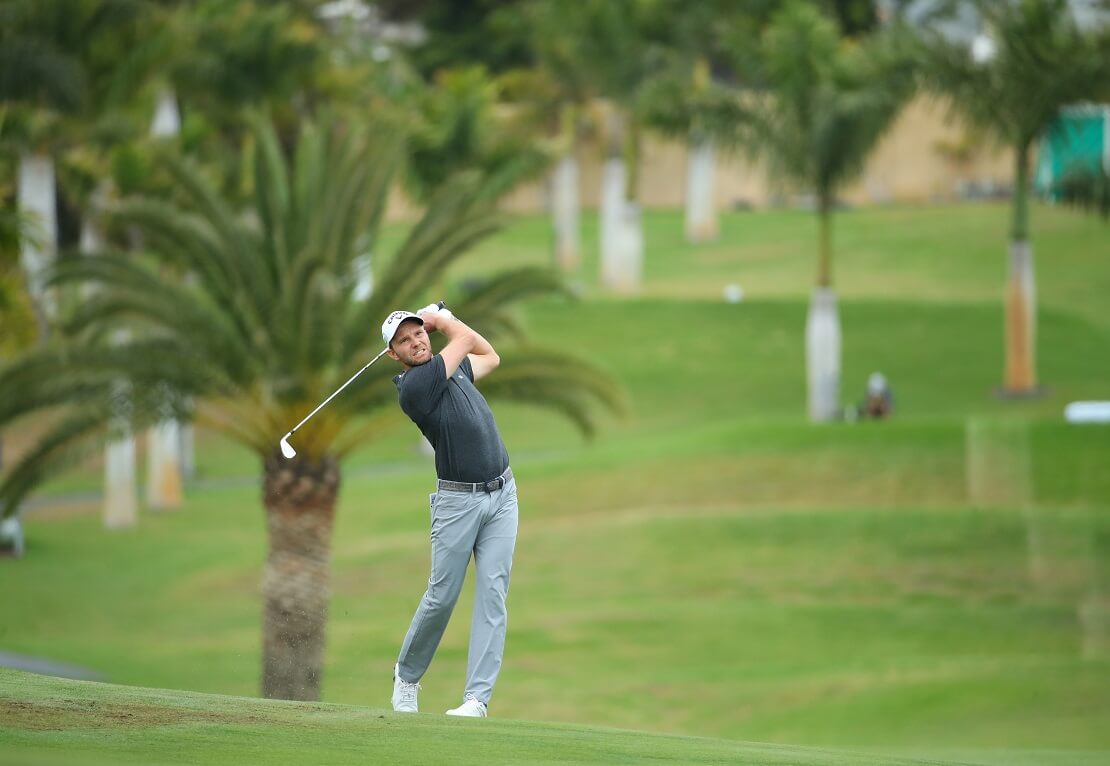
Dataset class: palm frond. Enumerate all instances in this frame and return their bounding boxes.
[916,0,1110,146]
[476,346,628,439]
[247,111,292,278]
[0,36,83,112]
[448,267,573,342]
[48,254,257,383]
[0,338,218,429]
[344,173,506,359]
[0,407,106,518]
[159,152,275,322]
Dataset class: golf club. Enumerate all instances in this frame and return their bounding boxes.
[279,302,445,459]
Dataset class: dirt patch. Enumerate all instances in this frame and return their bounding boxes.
[0,697,265,732]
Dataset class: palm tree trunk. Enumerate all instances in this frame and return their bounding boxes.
[150,88,182,138]
[179,421,196,480]
[146,88,188,498]
[600,113,642,294]
[816,199,833,288]
[552,105,580,273]
[261,451,339,701]
[1004,144,1037,393]
[105,428,139,529]
[84,201,140,529]
[806,200,840,421]
[17,152,58,339]
[600,106,625,290]
[145,420,183,510]
[685,137,718,243]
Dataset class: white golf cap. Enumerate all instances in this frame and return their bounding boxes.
[381,310,423,346]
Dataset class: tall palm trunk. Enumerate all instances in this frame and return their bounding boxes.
[600,107,642,293]
[552,104,580,273]
[685,137,717,243]
[684,59,717,244]
[261,451,339,701]
[83,194,140,529]
[806,199,840,421]
[1005,143,1037,393]
[17,152,58,339]
[146,88,187,501]
[146,420,183,509]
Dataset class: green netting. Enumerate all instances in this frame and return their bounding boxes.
[1036,107,1108,196]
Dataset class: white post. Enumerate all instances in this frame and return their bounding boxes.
[685,139,718,243]
[806,286,842,422]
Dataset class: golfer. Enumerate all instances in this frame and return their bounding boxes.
[381,304,518,718]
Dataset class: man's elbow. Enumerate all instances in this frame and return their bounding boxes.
[488,351,501,369]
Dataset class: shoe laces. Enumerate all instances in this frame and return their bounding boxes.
[464,693,486,711]
[397,676,420,704]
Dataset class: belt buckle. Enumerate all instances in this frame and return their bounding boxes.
[484,479,500,492]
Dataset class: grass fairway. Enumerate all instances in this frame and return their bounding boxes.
[4,203,1110,764]
[0,669,996,766]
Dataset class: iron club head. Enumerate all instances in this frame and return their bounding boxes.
[279,433,297,459]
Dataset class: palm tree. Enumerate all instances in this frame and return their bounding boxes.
[0,112,623,700]
[747,4,914,420]
[509,0,598,274]
[917,0,1110,394]
[2,0,162,533]
[563,0,669,294]
[0,0,155,335]
[640,0,772,245]
[403,65,551,207]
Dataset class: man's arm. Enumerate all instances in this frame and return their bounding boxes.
[422,311,500,381]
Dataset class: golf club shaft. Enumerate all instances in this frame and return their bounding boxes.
[287,347,389,437]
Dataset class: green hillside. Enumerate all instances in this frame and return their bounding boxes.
[4,203,1109,765]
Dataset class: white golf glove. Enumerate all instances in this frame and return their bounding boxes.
[417,303,455,322]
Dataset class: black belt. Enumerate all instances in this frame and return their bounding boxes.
[437,467,512,493]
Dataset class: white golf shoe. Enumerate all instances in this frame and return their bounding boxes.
[446,693,487,717]
[392,664,420,713]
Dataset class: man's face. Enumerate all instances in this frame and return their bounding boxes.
[386,319,431,368]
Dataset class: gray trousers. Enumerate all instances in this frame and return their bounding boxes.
[396,474,518,705]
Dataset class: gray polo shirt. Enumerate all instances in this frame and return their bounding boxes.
[394,354,509,483]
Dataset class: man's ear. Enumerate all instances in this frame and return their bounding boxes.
[386,347,400,362]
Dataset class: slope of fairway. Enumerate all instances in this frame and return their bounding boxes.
[5,205,1108,765]
[0,669,969,766]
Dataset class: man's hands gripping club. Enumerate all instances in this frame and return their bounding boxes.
[416,303,500,382]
